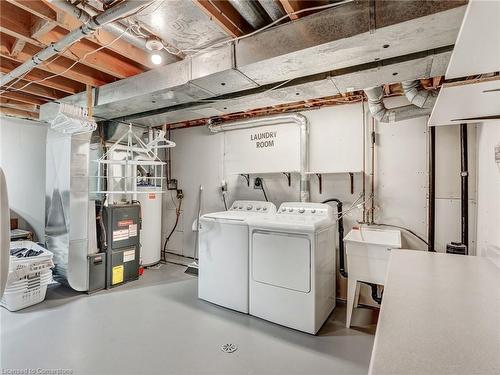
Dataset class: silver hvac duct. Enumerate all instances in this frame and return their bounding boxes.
[364,84,435,123]
[208,113,310,202]
[228,0,270,29]
[401,80,437,108]
[45,130,94,291]
[0,0,148,86]
[258,0,286,21]
[48,0,179,64]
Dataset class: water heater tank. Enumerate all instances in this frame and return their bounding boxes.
[137,185,162,266]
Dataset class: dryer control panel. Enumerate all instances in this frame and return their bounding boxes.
[229,200,277,214]
[277,202,333,217]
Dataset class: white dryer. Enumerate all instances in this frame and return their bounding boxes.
[198,200,276,313]
[248,202,336,334]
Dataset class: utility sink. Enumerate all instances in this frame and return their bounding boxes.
[344,227,402,285]
[344,227,402,328]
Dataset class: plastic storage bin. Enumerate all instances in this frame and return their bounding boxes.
[1,242,54,311]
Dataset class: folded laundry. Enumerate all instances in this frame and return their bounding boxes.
[10,247,43,258]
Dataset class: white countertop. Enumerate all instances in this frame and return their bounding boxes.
[369,250,500,375]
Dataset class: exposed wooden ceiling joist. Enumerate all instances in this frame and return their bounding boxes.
[0,57,86,94]
[1,91,47,106]
[0,97,39,113]
[0,106,39,120]
[0,33,116,87]
[193,0,253,37]
[7,79,67,100]
[8,0,155,69]
[0,1,146,80]
[278,0,327,20]
[9,38,26,58]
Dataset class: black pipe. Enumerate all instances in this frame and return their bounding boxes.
[428,126,436,252]
[460,123,469,254]
[322,198,347,278]
[368,283,382,304]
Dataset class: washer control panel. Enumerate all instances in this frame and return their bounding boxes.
[229,200,276,214]
[277,202,332,217]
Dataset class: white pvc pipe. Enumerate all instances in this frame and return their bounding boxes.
[208,113,310,202]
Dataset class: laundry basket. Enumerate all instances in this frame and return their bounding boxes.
[1,242,54,311]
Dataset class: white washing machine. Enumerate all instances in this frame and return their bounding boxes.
[198,200,276,313]
[248,202,336,334]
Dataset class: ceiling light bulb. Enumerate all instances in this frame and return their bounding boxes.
[151,53,162,65]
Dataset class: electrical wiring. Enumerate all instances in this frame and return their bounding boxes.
[1,0,353,102]
[0,0,158,94]
[0,24,134,95]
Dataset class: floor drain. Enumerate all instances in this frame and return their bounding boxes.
[221,343,238,353]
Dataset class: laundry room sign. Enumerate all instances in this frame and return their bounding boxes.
[250,130,277,148]
[224,124,300,174]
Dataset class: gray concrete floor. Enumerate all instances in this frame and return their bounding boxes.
[1,263,377,375]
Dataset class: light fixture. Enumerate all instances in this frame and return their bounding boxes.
[151,53,162,65]
[145,37,164,66]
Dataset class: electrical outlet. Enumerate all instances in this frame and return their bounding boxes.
[254,177,263,190]
[167,179,178,190]
[176,189,184,199]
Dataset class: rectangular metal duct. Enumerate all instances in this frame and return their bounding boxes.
[129,49,453,127]
[40,1,466,125]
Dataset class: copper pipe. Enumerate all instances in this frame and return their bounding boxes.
[370,117,376,224]
[362,96,367,223]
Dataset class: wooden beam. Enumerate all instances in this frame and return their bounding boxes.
[279,0,299,20]
[37,27,144,78]
[0,57,86,94]
[0,98,39,113]
[0,106,39,120]
[0,1,145,79]
[0,34,116,87]
[5,0,56,22]
[9,38,26,57]
[193,0,253,37]
[0,2,44,47]
[0,92,47,106]
[31,18,58,39]
[8,0,155,69]
[6,79,68,100]
[279,0,326,20]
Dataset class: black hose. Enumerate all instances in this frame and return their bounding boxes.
[370,223,429,247]
[98,198,107,250]
[363,282,382,304]
[428,126,436,252]
[255,177,269,202]
[322,198,347,278]
[162,197,183,261]
[460,123,469,254]
[261,183,269,202]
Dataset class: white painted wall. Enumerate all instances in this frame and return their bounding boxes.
[476,121,500,262]
[0,116,48,241]
[164,98,477,265]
